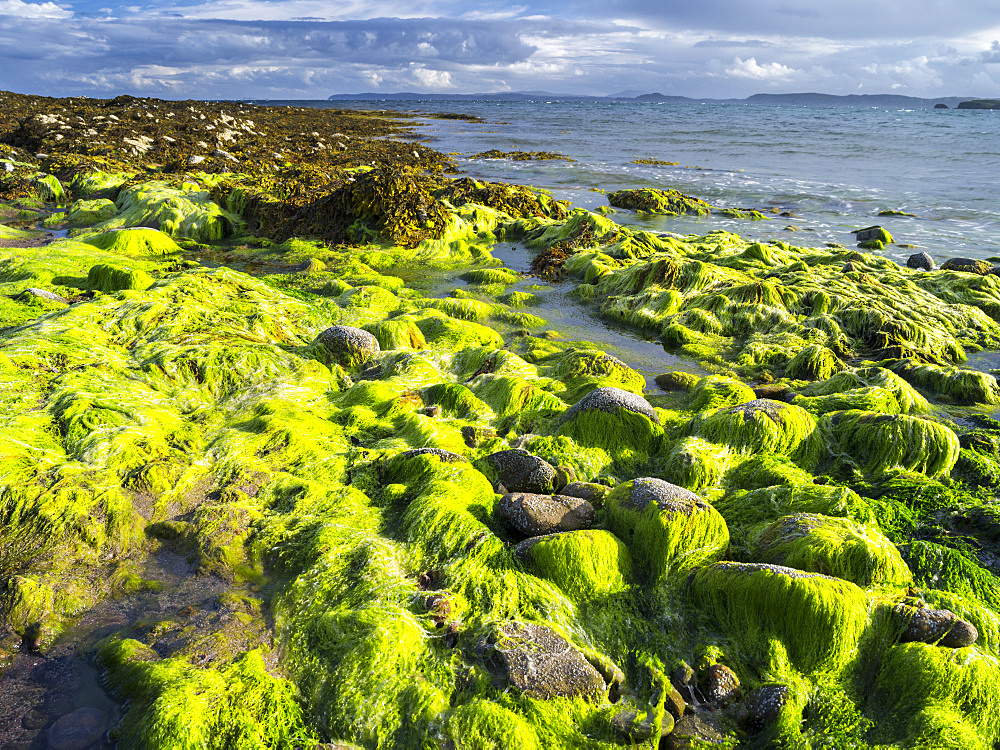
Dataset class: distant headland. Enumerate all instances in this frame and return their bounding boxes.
[326,91,1000,109]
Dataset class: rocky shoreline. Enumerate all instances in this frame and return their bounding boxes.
[2,90,1000,749]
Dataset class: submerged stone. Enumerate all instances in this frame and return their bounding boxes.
[496,492,594,538]
[478,622,607,700]
[47,707,107,750]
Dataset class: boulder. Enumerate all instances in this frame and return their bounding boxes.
[895,605,978,648]
[477,622,606,700]
[557,386,663,458]
[496,492,594,538]
[481,448,557,494]
[701,663,740,707]
[315,325,380,368]
[666,715,729,749]
[940,257,993,275]
[606,478,728,582]
[906,252,934,271]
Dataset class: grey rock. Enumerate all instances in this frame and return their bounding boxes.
[478,621,606,699]
[842,262,857,272]
[21,287,69,304]
[906,251,934,271]
[47,707,107,750]
[187,154,206,165]
[560,481,610,504]
[497,492,594,538]
[854,225,889,242]
[483,448,556,494]
[743,684,790,733]
[315,325,380,367]
[626,477,703,515]
[561,386,660,425]
[895,605,978,647]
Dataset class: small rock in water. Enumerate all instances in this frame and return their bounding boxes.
[667,714,728,749]
[46,707,107,750]
[854,225,893,243]
[906,251,934,271]
[482,448,557,494]
[496,492,594,537]
[610,708,674,741]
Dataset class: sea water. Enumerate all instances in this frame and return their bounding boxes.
[276,99,1000,264]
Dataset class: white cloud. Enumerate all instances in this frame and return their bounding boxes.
[724,57,796,80]
[0,0,71,19]
[411,65,453,89]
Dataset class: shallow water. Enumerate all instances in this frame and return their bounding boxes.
[275,99,1000,266]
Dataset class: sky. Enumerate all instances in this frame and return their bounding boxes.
[1,0,1000,99]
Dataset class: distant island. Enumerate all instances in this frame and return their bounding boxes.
[957,99,1000,110]
[326,91,981,108]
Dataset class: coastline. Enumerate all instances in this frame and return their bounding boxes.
[2,90,1000,748]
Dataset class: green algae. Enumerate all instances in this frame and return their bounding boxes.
[691,562,870,672]
[3,92,1000,750]
[519,530,632,601]
[750,513,912,588]
[605,479,729,583]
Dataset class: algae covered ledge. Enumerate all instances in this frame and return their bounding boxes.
[2,90,1000,750]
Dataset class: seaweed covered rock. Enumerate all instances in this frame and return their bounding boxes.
[514,529,631,600]
[496,492,594,538]
[606,477,729,582]
[480,448,557,494]
[608,188,712,216]
[688,375,756,412]
[314,325,380,368]
[820,409,960,478]
[88,263,153,292]
[66,197,117,227]
[854,226,893,245]
[690,562,870,671]
[870,642,1000,748]
[82,227,182,257]
[694,399,818,461]
[751,513,912,587]
[742,684,791,734]
[890,359,1000,405]
[894,605,979,648]
[477,622,607,700]
[940,257,993,275]
[556,386,663,460]
[559,481,610,504]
